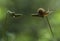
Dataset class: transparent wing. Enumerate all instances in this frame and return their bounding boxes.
[47,8,55,15]
[7,10,23,15]
[14,14,23,16]
[32,13,39,17]
[7,10,23,18]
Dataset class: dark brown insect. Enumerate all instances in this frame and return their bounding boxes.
[32,8,50,17]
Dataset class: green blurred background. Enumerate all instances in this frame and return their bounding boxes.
[0,0,60,41]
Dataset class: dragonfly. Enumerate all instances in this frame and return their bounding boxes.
[32,8,53,17]
[32,8,54,37]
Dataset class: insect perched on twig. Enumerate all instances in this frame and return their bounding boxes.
[32,8,53,17]
[32,8,54,37]
[7,10,23,18]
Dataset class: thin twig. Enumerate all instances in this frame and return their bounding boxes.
[46,16,54,37]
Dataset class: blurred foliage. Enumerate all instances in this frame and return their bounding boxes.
[0,0,60,41]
